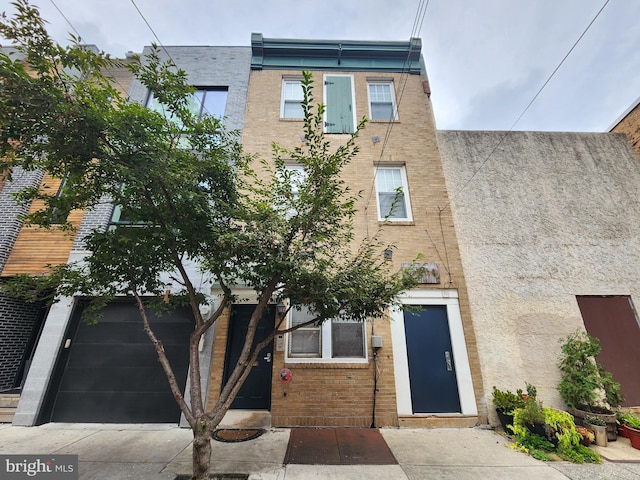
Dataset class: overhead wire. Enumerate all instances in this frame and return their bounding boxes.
[440,0,611,213]
[49,0,82,41]
[363,0,431,233]
[48,0,132,97]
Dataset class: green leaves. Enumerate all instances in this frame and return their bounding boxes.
[558,330,623,409]
[1,3,416,337]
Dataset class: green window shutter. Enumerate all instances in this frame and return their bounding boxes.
[325,76,354,134]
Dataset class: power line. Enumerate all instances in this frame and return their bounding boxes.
[441,0,611,213]
[129,0,175,63]
[48,0,132,97]
[363,0,431,228]
[49,0,82,41]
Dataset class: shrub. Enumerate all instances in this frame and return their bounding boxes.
[558,331,623,410]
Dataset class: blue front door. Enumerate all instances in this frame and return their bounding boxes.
[403,306,461,413]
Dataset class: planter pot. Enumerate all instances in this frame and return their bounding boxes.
[586,422,608,447]
[628,426,640,450]
[525,422,558,446]
[526,422,547,438]
[569,407,617,441]
[619,424,629,438]
[576,426,593,446]
[496,408,515,434]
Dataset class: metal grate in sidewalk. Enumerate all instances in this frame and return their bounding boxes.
[284,428,398,465]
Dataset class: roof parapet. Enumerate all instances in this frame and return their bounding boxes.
[251,32,423,74]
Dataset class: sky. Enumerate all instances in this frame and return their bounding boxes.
[2,0,639,132]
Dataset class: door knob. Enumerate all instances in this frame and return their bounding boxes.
[263,352,272,363]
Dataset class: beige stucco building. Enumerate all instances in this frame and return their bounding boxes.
[437,130,640,422]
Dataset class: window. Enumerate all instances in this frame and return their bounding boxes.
[109,204,143,227]
[49,177,70,224]
[368,81,397,121]
[288,305,366,361]
[277,164,307,218]
[146,87,228,150]
[324,75,355,134]
[281,79,304,119]
[375,166,412,221]
[146,87,228,121]
[285,164,306,198]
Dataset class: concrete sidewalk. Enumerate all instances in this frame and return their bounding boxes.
[1,423,640,479]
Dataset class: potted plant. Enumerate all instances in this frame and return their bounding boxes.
[511,384,551,439]
[511,404,601,463]
[492,386,526,434]
[618,412,640,450]
[585,415,608,447]
[558,331,623,441]
[575,425,594,446]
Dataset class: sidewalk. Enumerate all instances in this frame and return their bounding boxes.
[1,423,640,479]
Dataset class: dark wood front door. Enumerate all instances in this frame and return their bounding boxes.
[577,295,640,406]
[223,304,274,409]
[404,305,461,413]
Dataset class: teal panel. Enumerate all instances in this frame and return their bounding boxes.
[325,76,353,134]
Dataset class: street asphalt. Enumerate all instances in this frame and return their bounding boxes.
[1,423,640,479]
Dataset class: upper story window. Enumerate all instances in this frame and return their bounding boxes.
[146,87,228,121]
[48,177,70,224]
[109,204,143,227]
[285,164,306,197]
[281,79,304,119]
[324,74,356,134]
[288,305,366,361]
[375,166,412,221]
[368,81,398,121]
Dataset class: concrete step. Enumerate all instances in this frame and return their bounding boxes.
[0,394,20,423]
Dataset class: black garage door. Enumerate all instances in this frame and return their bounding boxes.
[41,298,192,423]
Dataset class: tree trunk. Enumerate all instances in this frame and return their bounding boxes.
[192,430,212,480]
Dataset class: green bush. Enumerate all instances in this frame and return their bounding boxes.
[558,331,623,410]
[492,386,526,412]
[510,398,601,464]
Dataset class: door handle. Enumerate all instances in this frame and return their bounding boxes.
[444,351,453,371]
[263,352,272,363]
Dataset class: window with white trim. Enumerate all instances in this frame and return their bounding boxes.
[281,79,304,119]
[285,164,306,198]
[368,81,397,121]
[288,305,366,360]
[375,166,412,221]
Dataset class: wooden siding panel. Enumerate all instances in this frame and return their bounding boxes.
[1,175,85,276]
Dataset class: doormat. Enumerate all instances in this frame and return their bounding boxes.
[212,428,265,443]
[284,428,397,465]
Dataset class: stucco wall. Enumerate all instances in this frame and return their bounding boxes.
[437,130,640,421]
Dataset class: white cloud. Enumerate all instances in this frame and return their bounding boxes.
[2,0,638,132]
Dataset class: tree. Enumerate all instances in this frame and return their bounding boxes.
[0,2,419,478]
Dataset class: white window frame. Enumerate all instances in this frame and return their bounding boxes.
[367,80,398,121]
[280,77,305,119]
[374,166,413,221]
[286,306,368,364]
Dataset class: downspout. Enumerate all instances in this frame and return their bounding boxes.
[370,318,378,428]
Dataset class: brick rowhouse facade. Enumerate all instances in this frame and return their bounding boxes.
[610,97,640,157]
[205,35,483,427]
